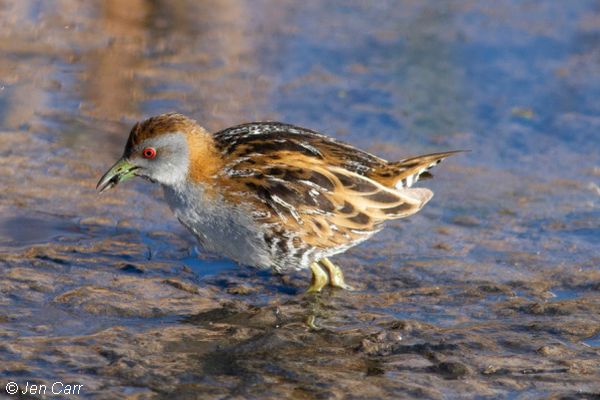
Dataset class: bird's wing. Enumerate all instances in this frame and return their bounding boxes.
[215,142,432,251]
[212,122,459,251]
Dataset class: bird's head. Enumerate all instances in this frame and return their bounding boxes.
[97,113,217,192]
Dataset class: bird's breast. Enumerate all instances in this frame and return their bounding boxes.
[162,183,272,268]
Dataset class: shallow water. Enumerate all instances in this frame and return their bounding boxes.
[1,1,599,399]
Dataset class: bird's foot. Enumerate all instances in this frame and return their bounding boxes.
[319,258,355,291]
[306,262,328,293]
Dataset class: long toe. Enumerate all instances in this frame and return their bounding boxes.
[332,281,355,291]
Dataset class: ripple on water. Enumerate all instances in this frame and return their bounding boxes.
[547,288,581,302]
[583,332,600,348]
[0,213,85,247]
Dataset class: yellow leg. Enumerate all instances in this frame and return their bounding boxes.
[306,262,329,293]
[319,258,354,290]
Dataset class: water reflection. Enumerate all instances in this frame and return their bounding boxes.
[0,0,270,152]
[81,0,149,119]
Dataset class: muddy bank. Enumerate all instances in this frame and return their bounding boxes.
[1,130,599,399]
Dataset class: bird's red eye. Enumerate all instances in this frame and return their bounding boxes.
[142,147,156,159]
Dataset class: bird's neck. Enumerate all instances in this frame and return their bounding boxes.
[184,127,222,185]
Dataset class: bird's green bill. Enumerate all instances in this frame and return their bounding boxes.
[96,158,138,193]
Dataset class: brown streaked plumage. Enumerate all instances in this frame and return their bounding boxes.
[98,112,461,292]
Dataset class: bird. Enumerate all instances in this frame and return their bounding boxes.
[97,112,460,292]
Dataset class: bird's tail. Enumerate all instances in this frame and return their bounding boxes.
[374,150,465,190]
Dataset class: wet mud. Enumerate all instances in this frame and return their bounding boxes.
[1,1,599,399]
